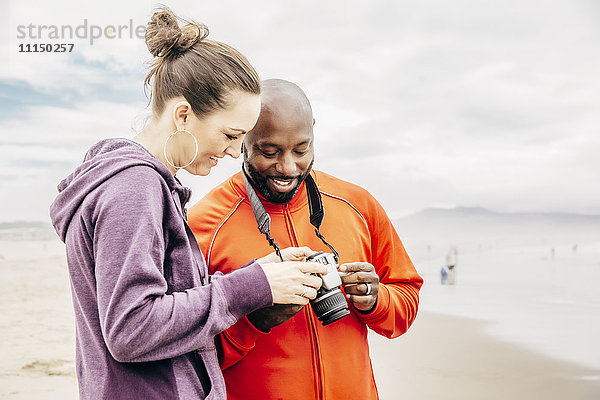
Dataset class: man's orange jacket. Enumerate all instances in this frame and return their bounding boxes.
[188,170,423,400]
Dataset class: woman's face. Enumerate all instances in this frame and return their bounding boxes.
[176,91,261,176]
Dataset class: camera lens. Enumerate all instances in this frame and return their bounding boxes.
[310,287,351,326]
[307,252,351,326]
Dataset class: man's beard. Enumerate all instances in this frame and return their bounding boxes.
[244,159,314,205]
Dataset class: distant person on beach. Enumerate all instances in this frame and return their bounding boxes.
[48,10,327,400]
[188,79,423,399]
[440,266,448,284]
[445,246,458,285]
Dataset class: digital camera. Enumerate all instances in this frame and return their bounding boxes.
[306,252,350,326]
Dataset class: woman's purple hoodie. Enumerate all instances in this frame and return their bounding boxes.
[49,138,273,399]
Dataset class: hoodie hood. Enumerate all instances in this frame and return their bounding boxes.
[50,138,191,242]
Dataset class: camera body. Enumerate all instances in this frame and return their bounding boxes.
[306,252,350,326]
[311,252,342,289]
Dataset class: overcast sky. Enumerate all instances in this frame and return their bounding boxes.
[1,0,599,222]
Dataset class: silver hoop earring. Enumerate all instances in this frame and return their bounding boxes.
[163,129,199,170]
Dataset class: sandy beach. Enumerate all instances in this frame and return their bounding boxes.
[1,237,599,399]
[0,240,77,399]
[371,312,600,399]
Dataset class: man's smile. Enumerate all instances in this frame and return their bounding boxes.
[268,177,298,193]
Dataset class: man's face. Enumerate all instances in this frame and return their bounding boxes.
[243,115,315,204]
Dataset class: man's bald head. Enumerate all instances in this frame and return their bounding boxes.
[243,79,316,204]
[259,79,313,129]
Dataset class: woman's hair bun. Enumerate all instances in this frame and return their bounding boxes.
[145,9,209,58]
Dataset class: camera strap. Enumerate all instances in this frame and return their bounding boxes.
[243,171,283,261]
[243,171,339,262]
[304,175,340,262]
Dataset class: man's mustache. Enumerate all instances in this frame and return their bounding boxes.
[267,175,300,180]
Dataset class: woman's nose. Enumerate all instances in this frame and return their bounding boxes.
[225,141,242,159]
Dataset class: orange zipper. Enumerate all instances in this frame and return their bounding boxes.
[305,301,324,400]
[283,204,324,400]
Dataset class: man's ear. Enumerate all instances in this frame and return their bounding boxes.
[312,118,316,126]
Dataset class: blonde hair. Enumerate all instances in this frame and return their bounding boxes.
[144,9,260,117]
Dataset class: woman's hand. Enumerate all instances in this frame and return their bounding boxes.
[259,260,326,305]
[257,246,315,264]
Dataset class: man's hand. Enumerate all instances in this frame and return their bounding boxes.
[247,304,304,332]
[339,262,380,313]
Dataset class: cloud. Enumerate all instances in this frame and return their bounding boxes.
[2,0,600,222]
[4,0,151,97]
[0,99,148,221]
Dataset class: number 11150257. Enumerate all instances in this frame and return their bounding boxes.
[18,43,74,53]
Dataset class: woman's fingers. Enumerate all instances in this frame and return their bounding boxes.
[286,285,318,305]
[279,246,316,261]
[295,285,318,300]
[256,252,278,265]
[303,286,318,300]
[298,261,327,275]
[288,295,311,306]
[300,274,324,290]
[260,261,326,304]
[257,246,315,265]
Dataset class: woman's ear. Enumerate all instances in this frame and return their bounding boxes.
[172,101,191,130]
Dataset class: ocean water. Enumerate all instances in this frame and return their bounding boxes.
[411,241,600,371]
[3,230,598,373]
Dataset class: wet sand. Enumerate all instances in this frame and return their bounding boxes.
[371,312,600,399]
[1,239,598,399]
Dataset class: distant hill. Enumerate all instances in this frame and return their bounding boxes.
[394,207,600,247]
[0,221,51,230]
[3,208,598,247]
[0,221,56,241]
